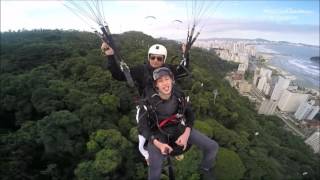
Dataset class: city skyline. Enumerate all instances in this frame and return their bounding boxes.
[1,0,319,46]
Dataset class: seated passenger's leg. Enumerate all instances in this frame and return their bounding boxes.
[188,129,219,170]
[147,142,165,180]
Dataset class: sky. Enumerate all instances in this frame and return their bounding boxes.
[1,0,319,46]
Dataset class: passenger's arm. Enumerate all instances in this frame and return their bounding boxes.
[175,127,191,150]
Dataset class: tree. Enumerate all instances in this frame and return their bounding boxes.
[174,147,201,180]
[78,102,118,135]
[194,120,213,138]
[86,129,131,154]
[1,30,320,180]
[74,161,102,180]
[76,129,133,179]
[37,110,84,155]
[99,92,120,112]
[31,87,64,114]
[214,148,246,180]
[0,121,43,180]
[94,149,122,174]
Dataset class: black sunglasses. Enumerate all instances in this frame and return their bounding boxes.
[150,55,164,62]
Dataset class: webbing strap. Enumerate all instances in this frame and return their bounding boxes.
[120,62,135,87]
[101,26,135,87]
[159,114,178,128]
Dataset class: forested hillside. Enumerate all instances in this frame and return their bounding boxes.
[1,30,319,180]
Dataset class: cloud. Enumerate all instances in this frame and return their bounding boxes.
[263,8,314,15]
[202,18,318,34]
[1,1,318,45]
[1,1,89,31]
[115,0,176,18]
[191,18,319,45]
[261,8,315,23]
[151,17,319,45]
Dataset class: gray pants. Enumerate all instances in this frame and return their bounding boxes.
[147,129,219,180]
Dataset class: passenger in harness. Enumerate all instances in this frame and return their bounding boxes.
[101,42,191,162]
[138,67,219,180]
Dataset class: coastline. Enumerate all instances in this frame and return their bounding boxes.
[256,44,320,92]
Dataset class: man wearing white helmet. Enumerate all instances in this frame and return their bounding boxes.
[147,44,168,68]
[101,42,190,164]
[101,42,189,96]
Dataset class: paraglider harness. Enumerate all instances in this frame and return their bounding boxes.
[138,89,191,180]
[141,90,192,147]
[145,94,190,154]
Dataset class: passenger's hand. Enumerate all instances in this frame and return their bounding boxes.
[175,127,191,151]
[153,139,173,155]
[101,42,114,56]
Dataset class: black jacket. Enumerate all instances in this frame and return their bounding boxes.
[137,86,195,144]
[105,55,189,96]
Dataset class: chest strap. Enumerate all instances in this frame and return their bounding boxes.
[158,114,185,128]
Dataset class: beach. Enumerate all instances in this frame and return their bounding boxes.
[256,44,320,90]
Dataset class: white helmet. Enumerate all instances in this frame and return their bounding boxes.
[148,44,167,62]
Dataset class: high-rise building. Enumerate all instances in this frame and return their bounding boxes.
[295,100,320,120]
[253,67,273,96]
[257,76,267,91]
[260,68,272,79]
[253,69,260,86]
[238,53,249,64]
[308,106,320,120]
[277,89,309,112]
[295,100,314,120]
[271,76,290,101]
[304,130,320,153]
[262,82,271,96]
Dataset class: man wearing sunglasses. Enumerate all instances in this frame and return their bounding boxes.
[101,42,189,96]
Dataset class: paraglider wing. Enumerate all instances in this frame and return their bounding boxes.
[145,16,156,19]
[62,0,135,87]
[144,16,157,26]
[173,19,183,23]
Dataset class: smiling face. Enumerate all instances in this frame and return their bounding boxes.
[155,74,173,96]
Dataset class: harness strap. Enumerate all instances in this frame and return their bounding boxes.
[159,114,178,128]
[100,26,135,87]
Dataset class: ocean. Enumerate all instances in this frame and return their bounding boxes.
[256,44,320,90]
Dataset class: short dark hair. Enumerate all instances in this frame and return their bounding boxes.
[153,67,173,81]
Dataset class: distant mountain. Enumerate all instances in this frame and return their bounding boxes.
[254,38,270,42]
[195,37,319,48]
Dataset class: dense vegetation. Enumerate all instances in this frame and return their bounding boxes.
[1,30,319,180]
